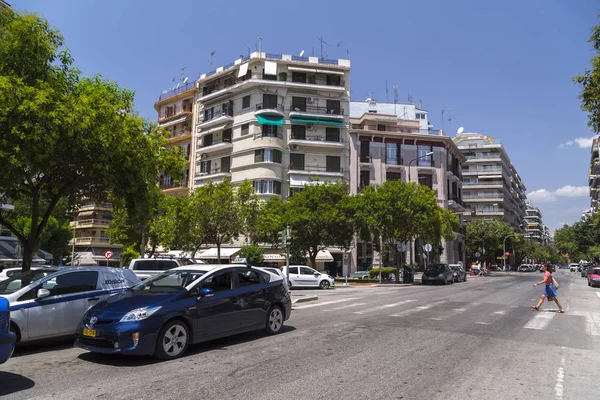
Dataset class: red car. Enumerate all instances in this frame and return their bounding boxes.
[588,267,600,287]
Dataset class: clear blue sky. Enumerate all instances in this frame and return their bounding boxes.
[12,0,600,232]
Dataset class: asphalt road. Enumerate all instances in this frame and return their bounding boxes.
[1,270,599,400]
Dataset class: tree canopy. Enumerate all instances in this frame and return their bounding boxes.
[574,15,600,132]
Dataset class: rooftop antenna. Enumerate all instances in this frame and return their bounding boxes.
[385,80,389,102]
[407,92,414,104]
[258,37,262,55]
[209,51,216,70]
[247,46,251,58]
[393,85,398,116]
[457,127,465,135]
[441,108,452,133]
[346,49,350,60]
[299,49,305,57]
[336,41,343,59]
[318,36,328,58]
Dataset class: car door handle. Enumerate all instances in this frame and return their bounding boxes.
[88,297,100,302]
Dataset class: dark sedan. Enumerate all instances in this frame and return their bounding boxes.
[75,265,292,360]
[422,264,454,285]
[449,264,467,282]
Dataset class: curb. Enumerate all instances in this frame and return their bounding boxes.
[292,295,319,304]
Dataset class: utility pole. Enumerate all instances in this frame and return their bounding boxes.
[318,36,328,59]
[285,225,291,282]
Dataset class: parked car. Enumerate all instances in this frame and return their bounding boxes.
[282,266,335,289]
[353,270,371,280]
[259,267,290,291]
[128,258,182,280]
[588,267,600,287]
[0,265,48,281]
[0,267,139,344]
[449,264,467,282]
[422,264,454,285]
[581,264,593,278]
[569,264,579,272]
[0,296,15,364]
[75,264,292,360]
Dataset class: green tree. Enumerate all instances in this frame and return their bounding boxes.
[0,9,183,270]
[239,244,264,266]
[284,181,354,270]
[574,15,600,132]
[465,220,515,266]
[254,196,287,247]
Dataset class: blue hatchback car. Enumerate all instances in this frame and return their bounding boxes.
[0,296,16,364]
[75,265,292,360]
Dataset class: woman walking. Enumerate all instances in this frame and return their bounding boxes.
[531,264,565,313]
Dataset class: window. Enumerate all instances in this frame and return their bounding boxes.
[253,180,282,194]
[326,156,341,172]
[292,72,306,83]
[291,125,306,140]
[418,174,433,189]
[241,123,249,136]
[300,267,316,275]
[377,124,386,131]
[262,124,278,137]
[255,149,282,163]
[242,95,250,109]
[223,128,232,142]
[417,145,433,167]
[325,128,340,142]
[46,271,98,296]
[360,140,370,163]
[158,260,178,271]
[289,267,299,274]
[291,97,307,112]
[199,161,211,174]
[360,170,370,189]
[290,153,305,170]
[132,260,157,271]
[326,100,341,115]
[262,94,278,109]
[221,156,231,173]
[326,75,341,86]
[289,187,304,197]
[203,107,214,122]
[203,134,213,147]
[202,271,233,292]
[236,270,262,287]
[386,172,402,181]
[385,142,400,165]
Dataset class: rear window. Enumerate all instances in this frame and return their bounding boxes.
[158,260,178,271]
[132,260,157,271]
[427,264,446,274]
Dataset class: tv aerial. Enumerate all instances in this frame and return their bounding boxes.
[457,127,465,134]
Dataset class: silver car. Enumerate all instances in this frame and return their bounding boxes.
[0,267,139,343]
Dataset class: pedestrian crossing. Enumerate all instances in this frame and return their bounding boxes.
[293,297,600,337]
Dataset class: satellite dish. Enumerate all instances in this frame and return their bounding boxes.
[365,98,372,102]
[183,77,188,84]
[175,83,180,89]
[299,50,305,57]
[457,127,464,134]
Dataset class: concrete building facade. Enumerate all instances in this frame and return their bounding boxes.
[524,204,543,243]
[589,136,599,212]
[453,132,527,231]
[347,100,466,273]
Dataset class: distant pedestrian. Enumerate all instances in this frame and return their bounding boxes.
[531,264,564,313]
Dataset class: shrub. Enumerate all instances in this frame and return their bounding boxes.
[369,267,396,280]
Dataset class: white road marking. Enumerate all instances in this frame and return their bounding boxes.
[352,299,416,315]
[569,311,600,336]
[524,312,556,330]
[324,302,367,312]
[492,310,506,315]
[294,298,360,310]
[430,318,444,321]
[389,300,447,318]
[555,355,565,399]
[452,308,467,312]
[475,322,490,325]
[597,292,600,299]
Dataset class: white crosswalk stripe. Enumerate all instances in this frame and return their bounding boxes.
[524,312,556,330]
[569,311,600,336]
[352,299,416,315]
[324,302,368,312]
[389,300,447,318]
[293,298,360,310]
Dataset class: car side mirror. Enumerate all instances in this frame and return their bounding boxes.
[314,272,320,277]
[36,288,51,299]
[198,287,214,299]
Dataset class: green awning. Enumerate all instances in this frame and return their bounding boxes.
[290,118,344,126]
[257,115,284,126]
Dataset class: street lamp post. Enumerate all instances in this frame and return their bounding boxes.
[503,232,523,272]
[408,151,434,183]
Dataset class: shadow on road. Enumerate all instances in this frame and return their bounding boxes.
[78,325,297,367]
[11,337,74,358]
[0,372,35,396]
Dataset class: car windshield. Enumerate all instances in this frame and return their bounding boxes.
[427,265,446,274]
[0,269,58,294]
[131,270,207,293]
[592,269,600,275]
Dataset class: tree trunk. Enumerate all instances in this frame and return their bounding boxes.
[309,249,317,271]
[21,238,36,272]
[395,248,400,284]
[216,241,221,264]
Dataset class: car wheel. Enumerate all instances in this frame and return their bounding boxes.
[320,280,330,289]
[265,305,284,335]
[155,320,189,360]
[589,280,591,286]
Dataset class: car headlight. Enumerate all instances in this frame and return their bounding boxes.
[120,306,162,322]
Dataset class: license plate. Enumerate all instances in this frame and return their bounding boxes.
[83,328,96,337]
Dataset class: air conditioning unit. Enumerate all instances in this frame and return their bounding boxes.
[290,145,299,150]
[307,96,315,103]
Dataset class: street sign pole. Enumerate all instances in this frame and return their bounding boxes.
[285,225,290,282]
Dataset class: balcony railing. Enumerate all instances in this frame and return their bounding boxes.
[289,165,343,173]
[199,106,234,123]
[198,137,232,149]
[77,202,112,212]
[463,193,505,199]
[255,103,284,112]
[73,219,111,227]
[167,130,192,140]
[74,237,111,244]
[290,134,343,143]
[159,105,193,120]
[289,105,344,116]
[449,196,465,207]
[158,82,196,102]
[160,180,188,189]
[195,166,231,177]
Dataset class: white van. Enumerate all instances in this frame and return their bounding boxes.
[127,258,181,280]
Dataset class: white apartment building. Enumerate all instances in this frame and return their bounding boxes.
[348,100,466,272]
[524,204,543,243]
[192,52,351,274]
[453,132,527,231]
[589,136,599,212]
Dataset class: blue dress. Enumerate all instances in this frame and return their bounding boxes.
[544,284,557,300]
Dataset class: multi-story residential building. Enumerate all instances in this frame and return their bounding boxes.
[154,82,196,196]
[589,136,599,212]
[348,100,466,272]
[542,226,553,247]
[69,201,122,267]
[0,1,10,8]
[192,51,350,274]
[524,204,543,243]
[453,132,527,231]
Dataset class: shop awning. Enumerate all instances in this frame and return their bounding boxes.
[309,250,334,262]
[197,247,241,260]
[237,62,249,78]
[290,118,343,126]
[257,115,284,126]
[264,61,278,76]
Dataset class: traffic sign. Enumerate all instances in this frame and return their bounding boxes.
[397,241,407,252]
[424,243,432,252]
[104,250,113,259]
[505,251,510,256]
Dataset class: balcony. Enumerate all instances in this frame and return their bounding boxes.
[160,180,188,190]
[254,103,285,118]
[167,130,192,143]
[71,237,111,245]
[70,219,111,229]
[157,82,196,103]
[194,166,232,183]
[77,202,112,212]
[289,133,345,150]
[158,104,193,124]
[289,105,345,122]
[448,196,465,212]
[197,106,234,129]
[196,138,233,154]
[288,165,344,175]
